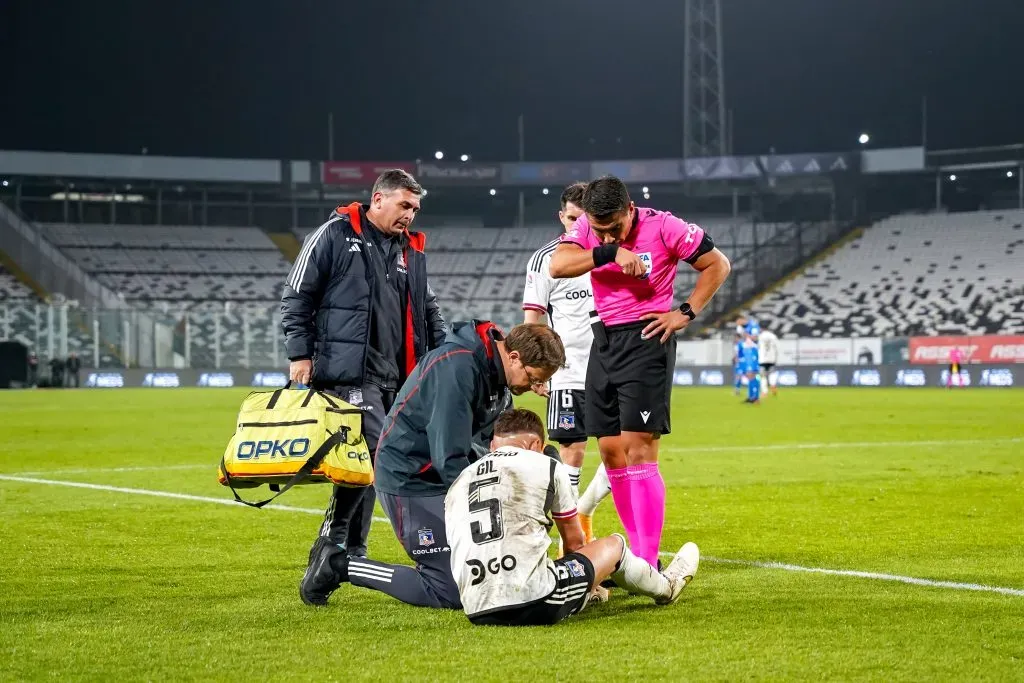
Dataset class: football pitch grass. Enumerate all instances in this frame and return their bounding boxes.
[1,387,1022,681]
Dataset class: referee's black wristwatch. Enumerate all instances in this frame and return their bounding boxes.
[678,303,696,320]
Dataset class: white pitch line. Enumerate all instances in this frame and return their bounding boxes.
[0,474,337,517]
[662,436,1022,454]
[2,473,1022,599]
[12,464,209,477]
[694,556,1024,598]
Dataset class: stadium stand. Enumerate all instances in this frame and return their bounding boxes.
[37,223,289,301]
[747,210,1024,337]
[0,264,36,300]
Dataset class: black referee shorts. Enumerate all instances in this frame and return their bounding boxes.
[586,321,675,437]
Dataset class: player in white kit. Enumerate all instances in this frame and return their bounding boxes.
[445,408,699,626]
[758,328,780,397]
[522,182,611,541]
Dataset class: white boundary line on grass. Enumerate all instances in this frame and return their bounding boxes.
[14,464,209,476]
[1,473,1022,598]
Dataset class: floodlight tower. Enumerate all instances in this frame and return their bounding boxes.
[683,0,727,158]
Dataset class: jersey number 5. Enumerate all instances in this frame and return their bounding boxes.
[468,476,504,544]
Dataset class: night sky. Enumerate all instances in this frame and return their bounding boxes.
[3,0,1023,162]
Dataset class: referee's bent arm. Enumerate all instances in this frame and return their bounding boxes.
[684,248,731,315]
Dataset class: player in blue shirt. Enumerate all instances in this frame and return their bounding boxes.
[733,335,745,395]
[741,332,761,404]
[732,317,749,395]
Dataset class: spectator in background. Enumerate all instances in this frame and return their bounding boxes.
[27,352,38,387]
[48,356,65,388]
[281,169,448,567]
[66,352,81,388]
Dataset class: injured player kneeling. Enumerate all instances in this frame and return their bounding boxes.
[444,408,700,626]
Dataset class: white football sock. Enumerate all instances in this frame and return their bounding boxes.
[611,536,670,601]
[565,465,581,501]
[579,463,611,516]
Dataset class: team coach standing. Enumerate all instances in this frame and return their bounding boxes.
[281,169,447,567]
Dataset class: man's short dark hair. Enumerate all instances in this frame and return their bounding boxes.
[372,169,423,197]
[494,408,545,441]
[582,176,630,222]
[505,324,566,373]
[560,182,587,210]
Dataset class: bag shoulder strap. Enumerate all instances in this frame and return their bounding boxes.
[221,426,349,509]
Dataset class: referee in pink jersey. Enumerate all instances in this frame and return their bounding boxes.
[549,176,731,567]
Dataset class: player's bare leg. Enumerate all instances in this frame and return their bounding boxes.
[576,534,699,605]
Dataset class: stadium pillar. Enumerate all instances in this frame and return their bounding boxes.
[184,314,191,368]
[1019,164,1023,209]
[122,318,130,369]
[92,318,100,368]
[271,314,279,366]
[242,310,251,369]
[214,315,221,369]
[46,305,54,362]
[935,172,942,211]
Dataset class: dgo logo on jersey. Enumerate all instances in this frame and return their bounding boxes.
[636,252,653,279]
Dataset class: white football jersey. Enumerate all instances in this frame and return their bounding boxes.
[758,330,779,364]
[444,446,577,618]
[522,238,594,390]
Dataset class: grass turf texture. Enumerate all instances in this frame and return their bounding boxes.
[1,387,1022,681]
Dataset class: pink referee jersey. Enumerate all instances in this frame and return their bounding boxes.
[950,347,963,364]
[558,207,706,326]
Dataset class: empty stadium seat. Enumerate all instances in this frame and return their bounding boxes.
[747,210,1024,337]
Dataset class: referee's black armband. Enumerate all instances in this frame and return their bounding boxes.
[592,244,619,268]
[683,232,716,265]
